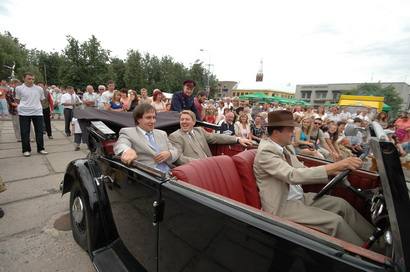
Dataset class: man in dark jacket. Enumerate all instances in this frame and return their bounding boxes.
[170,80,201,120]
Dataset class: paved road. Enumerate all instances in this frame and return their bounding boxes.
[0,119,94,272]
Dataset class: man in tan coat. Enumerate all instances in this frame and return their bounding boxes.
[253,110,374,246]
[169,110,253,165]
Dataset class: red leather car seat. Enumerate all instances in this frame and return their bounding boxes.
[209,143,246,157]
[232,149,261,209]
[172,156,247,204]
[102,139,116,155]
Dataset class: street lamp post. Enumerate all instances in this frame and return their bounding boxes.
[200,49,212,94]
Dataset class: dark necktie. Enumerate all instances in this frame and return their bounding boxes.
[283,148,292,166]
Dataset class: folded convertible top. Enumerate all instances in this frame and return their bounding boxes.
[73,108,181,129]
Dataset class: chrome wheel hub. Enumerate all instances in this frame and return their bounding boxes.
[72,196,84,224]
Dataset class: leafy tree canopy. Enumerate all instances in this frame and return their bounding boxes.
[0,31,218,97]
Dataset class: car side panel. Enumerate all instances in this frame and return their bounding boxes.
[158,182,385,272]
[103,172,160,272]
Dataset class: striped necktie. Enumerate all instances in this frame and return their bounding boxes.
[282,148,292,166]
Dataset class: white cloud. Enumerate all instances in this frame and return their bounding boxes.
[1,0,410,88]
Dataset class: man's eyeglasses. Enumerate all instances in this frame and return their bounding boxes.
[314,122,322,125]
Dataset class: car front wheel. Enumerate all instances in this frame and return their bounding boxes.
[69,181,97,254]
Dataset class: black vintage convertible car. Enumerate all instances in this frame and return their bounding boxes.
[61,109,410,272]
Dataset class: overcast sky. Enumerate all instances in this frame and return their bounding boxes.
[1,0,410,91]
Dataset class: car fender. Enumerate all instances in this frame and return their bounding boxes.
[61,159,100,211]
[62,158,119,250]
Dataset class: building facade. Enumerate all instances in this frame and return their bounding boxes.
[295,82,410,110]
[229,82,295,99]
[216,81,238,98]
[231,89,295,99]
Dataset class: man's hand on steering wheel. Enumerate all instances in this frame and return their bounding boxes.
[315,157,364,201]
[325,157,363,175]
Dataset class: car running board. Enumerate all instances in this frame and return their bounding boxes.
[93,239,147,272]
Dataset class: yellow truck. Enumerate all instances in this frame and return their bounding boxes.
[338,95,385,112]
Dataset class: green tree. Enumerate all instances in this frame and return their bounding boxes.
[15,49,43,81]
[81,35,111,88]
[0,31,219,95]
[143,54,162,92]
[59,36,84,87]
[109,57,126,89]
[344,83,403,118]
[59,35,110,89]
[158,56,187,92]
[0,31,28,80]
[37,50,64,85]
[124,50,144,90]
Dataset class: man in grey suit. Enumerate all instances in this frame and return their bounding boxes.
[169,110,253,165]
[114,104,178,172]
[253,110,374,246]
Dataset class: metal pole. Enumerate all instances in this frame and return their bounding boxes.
[43,64,47,86]
[200,49,211,93]
[207,55,210,93]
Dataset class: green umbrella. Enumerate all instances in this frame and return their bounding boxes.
[382,103,391,112]
[264,96,282,103]
[295,100,307,105]
[324,101,337,107]
[299,100,311,106]
[269,96,283,101]
[277,98,291,104]
[238,92,270,100]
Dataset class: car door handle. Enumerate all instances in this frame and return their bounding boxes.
[95,175,120,189]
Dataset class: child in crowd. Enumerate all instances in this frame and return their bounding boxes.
[71,117,83,151]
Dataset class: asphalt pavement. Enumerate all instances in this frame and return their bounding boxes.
[0,119,94,272]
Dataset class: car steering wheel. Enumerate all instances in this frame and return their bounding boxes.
[313,148,370,201]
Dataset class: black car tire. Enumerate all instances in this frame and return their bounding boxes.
[69,181,98,254]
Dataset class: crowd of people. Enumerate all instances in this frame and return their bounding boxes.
[1,75,410,162]
[180,95,410,165]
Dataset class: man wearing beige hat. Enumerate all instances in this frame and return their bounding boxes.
[253,110,374,246]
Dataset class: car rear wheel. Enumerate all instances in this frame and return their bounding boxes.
[69,181,97,254]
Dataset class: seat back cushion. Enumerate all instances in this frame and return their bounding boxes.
[209,143,246,157]
[102,139,116,155]
[232,149,261,209]
[172,156,247,204]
